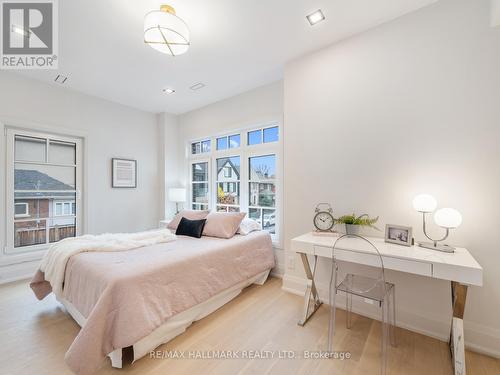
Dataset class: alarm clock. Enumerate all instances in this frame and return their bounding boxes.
[313,203,335,232]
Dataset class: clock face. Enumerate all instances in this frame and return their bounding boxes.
[314,211,334,231]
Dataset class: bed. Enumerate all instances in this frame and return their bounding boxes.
[31,230,275,375]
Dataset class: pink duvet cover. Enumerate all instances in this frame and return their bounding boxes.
[30,231,275,375]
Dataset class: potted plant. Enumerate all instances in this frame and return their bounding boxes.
[335,214,380,235]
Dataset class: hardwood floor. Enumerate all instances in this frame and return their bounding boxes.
[0,277,499,375]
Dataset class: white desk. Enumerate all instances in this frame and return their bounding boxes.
[291,232,483,375]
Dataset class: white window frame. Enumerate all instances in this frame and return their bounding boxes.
[187,122,282,244]
[4,127,84,255]
[216,134,241,151]
[215,154,241,212]
[190,158,211,210]
[248,153,278,233]
[54,201,76,216]
[191,139,211,155]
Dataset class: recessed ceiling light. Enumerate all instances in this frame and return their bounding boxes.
[54,74,68,84]
[163,88,176,94]
[306,9,325,26]
[190,83,205,91]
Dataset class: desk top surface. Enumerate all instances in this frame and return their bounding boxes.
[291,232,483,285]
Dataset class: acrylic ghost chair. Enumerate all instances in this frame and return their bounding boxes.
[327,234,396,375]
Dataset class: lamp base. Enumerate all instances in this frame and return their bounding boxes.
[418,241,455,253]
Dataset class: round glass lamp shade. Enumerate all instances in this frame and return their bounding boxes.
[434,208,462,229]
[412,194,437,213]
[144,5,190,56]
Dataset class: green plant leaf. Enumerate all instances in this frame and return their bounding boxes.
[335,213,380,230]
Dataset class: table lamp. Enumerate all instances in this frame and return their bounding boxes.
[412,194,462,253]
[169,188,186,214]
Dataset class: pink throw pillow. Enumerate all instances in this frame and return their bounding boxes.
[167,210,210,230]
[202,212,247,239]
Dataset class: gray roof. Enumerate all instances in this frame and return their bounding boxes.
[15,169,74,190]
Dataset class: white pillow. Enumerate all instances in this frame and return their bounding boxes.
[237,218,262,235]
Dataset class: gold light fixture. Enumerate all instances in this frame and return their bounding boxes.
[144,4,190,56]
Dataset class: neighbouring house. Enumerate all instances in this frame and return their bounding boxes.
[14,169,76,247]
[249,168,275,208]
[216,158,240,208]
[215,157,276,227]
[216,158,276,208]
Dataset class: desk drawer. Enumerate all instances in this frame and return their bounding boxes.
[291,240,314,254]
[314,246,432,277]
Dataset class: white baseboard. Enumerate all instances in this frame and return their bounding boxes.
[0,260,38,285]
[282,273,500,359]
[270,247,285,278]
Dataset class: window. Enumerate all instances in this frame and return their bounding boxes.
[55,202,63,216]
[248,130,262,145]
[216,157,240,212]
[263,126,279,143]
[187,123,281,241]
[216,137,228,150]
[14,202,29,218]
[229,134,240,148]
[247,126,279,145]
[191,140,211,155]
[216,134,240,150]
[249,155,276,234]
[5,129,83,252]
[54,201,76,216]
[191,162,209,210]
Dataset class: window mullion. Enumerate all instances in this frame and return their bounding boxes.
[45,138,49,163]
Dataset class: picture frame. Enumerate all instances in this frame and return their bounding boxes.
[112,158,137,188]
[385,224,413,247]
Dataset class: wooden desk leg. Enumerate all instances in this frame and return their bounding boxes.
[298,253,322,326]
[449,281,468,375]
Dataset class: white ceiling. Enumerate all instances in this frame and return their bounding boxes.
[17,0,437,114]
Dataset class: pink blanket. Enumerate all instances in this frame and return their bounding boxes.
[30,232,275,375]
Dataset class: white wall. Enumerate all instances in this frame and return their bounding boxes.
[283,0,500,357]
[0,72,160,282]
[174,81,285,275]
[492,0,500,26]
[158,113,180,219]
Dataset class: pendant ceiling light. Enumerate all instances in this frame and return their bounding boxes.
[144,4,190,56]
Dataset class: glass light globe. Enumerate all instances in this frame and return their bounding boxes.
[144,5,190,56]
[434,208,462,229]
[412,194,437,213]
